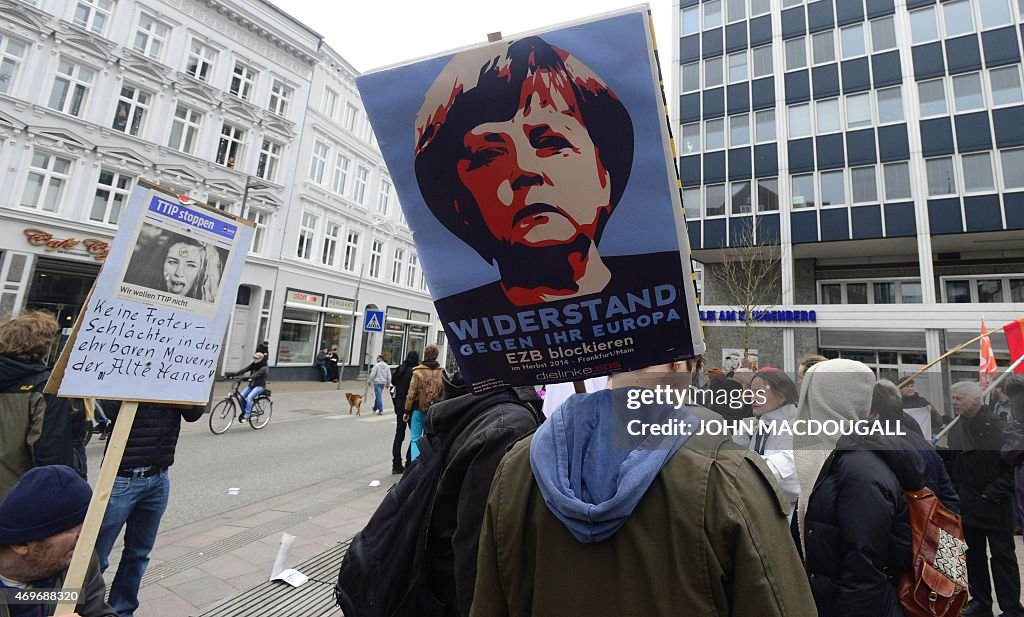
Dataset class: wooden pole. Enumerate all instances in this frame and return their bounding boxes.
[897,322,1015,388]
[54,401,139,616]
[573,381,587,394]
[931,354,1024,445]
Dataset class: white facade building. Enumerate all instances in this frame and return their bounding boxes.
[0,0,438,379]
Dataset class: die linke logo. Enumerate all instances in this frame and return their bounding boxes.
[24,228,110,261]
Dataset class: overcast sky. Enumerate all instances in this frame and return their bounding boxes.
[274,0,675,82]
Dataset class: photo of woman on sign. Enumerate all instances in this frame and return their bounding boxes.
[122,224,226,303]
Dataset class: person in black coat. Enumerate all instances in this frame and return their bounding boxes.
[389,351,419,474]
[946,381,1024,617]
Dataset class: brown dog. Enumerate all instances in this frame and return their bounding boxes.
[345,393,363,416]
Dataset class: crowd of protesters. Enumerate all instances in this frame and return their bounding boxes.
[2,307,1024,617]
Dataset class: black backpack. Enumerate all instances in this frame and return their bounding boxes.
[335,390,533,617]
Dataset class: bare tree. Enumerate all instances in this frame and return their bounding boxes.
[710,223,783,361]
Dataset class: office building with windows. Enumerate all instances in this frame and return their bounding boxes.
[0,0,437,378]
[671,0,1024,397]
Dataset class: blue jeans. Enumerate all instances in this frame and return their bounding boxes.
[240,386,264,416]
[317,364,328,381]
[409,410,427,460]
[95,469,170,617]
[373,383,385,413]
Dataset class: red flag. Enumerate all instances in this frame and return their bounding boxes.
[1006,318,1024,374]
[980,318,997,387]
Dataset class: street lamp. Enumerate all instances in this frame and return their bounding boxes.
[242,176,270,213]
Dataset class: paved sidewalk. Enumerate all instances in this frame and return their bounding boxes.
[102,379,397,617]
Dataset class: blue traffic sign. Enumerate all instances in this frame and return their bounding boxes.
[364,310,385,332]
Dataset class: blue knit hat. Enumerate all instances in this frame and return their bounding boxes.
[0,466,91,544]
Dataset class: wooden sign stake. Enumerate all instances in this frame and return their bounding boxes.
[54,401,139,616]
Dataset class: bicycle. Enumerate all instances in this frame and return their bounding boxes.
[209,379,273,434]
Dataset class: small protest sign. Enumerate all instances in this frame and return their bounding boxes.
[50,182,252,404]
[356,7,704,393]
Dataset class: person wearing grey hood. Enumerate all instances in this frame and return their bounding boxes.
[792,359,926,617]
[470,362,815,617]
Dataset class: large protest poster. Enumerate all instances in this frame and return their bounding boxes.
[357,7,704,393]
[53,182,252,403]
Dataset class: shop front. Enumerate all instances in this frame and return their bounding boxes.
[380,306,431,365]
[276,288,357,379]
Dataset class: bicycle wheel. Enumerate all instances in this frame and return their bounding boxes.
[248,397,272,429]
[209,399,235,434]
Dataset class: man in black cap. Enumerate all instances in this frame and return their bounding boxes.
[0,465,116,617]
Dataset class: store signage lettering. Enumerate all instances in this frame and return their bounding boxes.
[327,297,355,312]
[699,309,817,323]
[288,290,321,306]
[23,228,110,261]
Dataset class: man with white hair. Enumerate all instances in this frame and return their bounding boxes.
[947,381,1023,617]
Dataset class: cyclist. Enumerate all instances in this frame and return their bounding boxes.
[224,351,269,422]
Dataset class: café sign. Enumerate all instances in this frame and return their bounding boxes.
[23,228,110,261]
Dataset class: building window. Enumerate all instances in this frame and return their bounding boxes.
[788,103,812,137]
[812,31,835,65]
[870,16,897,52]
[918,78,948,117]
[705,184,726,217]
[73,0,112,34]
[821,279,923,304]
[278,304,318,365]
[750,0,770,16]
[730,181,752,214]
[681,62,699,93]
[883,162,912,201]
[847,283,868,304]
[705,118,725,150]
[875,86,903,124]
[756,178,779,212]
[391,247,404,284]
[48,59,94,117]
[752,44,773,78]
[369,239,383,278]
[1012,278,1024,303]
[980,0,1013,28]
[185,40,216,82]
[268,80,292,116]
[705,56,723,88]
[683,187,701,219]
[728,51,747,83]
[1001,148,1024,190]
[243,207,268,254]
[321,87,338,119]
[952,72,984,112]
[821,283,842,304]
[785,37,807,70]
[726,0,745,22]
[791,174,816,208]
[168,105,202,154]
[21,152,71,212]
[111,85,150,137]
[962,152,995,193]
[229,61,257,100]
[910,7,939,44]
[977,279,1004,303]
[681,5,700,36]
[215,122,245,169]
[353,165,369,204]
[332,153,351,194]
[377,180,392,215]
[309,140,329,184]
[297,212,317,260]
[819,169,845,206]
[704,0,722,29]
[754,109,775,143]
[840,23,866,59]
[343,231,360,271]
[322,222,340,266]
[945,280,972,303]
[344,103,358,132]
[406,254,418,288]
[728,113,749,147]
[815,98,840,133]
[851,166,878,203]
[133,15,169,60]
[926,157,957,196]
[682,122,701,153]
[90,169,132,224]
[256,139,281,182]
[943,0,975,37]
[990,66,1024,106]
[902,282,923,304]
[0,36,27,95]
[845,93,871,129]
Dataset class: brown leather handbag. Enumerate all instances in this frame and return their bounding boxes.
[897,488,969,617]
